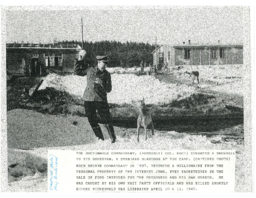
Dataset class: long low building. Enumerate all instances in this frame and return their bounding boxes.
[152,41,243,68]
[6,43,81,76]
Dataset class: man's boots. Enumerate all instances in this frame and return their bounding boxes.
[105,124,116,143]
[92,126,104,140]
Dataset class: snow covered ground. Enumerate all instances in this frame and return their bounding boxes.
[7,109,246,192]
[7,65,246,192]
[208,80,243,96]
[106,66,150,74]
[39,73,197,105]
[38,64,244,107]
[105,65,243,83]
[173,64,243,84]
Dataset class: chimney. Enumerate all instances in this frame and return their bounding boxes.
[188,40,191,44]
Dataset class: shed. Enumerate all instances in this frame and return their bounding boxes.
[152,42,243,69]
[6,43,81,76]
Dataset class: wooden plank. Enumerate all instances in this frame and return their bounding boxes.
[29,79,44,97]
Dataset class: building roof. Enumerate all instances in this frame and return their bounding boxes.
[6,42,79,50]
[152,43,243,53]
[6,47,77,50]
[151,45,163,54]
[172,43,243,48]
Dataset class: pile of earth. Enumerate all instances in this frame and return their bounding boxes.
[8,84,82,113]
[7,79,243,121]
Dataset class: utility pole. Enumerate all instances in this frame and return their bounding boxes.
[155,36,157,72]
[81,18,84,49]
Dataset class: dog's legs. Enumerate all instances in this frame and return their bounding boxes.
[144,126,147,141]
[137,120,140,142]
[151,122,154,136]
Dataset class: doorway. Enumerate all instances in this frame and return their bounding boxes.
[55,56,59,66]
[31,58,39,76]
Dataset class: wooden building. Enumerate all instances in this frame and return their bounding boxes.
[6,43,80,76]
[152,41,243,69]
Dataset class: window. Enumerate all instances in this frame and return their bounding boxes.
[45,53,63,67]
[55,54,63,66]
[49,54,55,66]
[45,55,49,67]
[184,49,190,59]
[159,52,164,58]
[31,54,39,58]
[219,48,225,58]
[211,49,217,59]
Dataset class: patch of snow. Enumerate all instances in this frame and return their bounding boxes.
[39,73,196,105]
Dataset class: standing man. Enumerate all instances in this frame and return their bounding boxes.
[83,55,116,143]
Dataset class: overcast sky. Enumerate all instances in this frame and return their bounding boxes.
[6,6,244,45]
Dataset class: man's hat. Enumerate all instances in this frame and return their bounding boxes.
[96,55,109,63]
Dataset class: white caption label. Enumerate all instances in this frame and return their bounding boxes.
[48,150,235,193]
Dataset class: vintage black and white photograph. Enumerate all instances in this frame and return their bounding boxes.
[1,5,253,193]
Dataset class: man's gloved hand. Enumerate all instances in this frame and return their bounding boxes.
[78,50,86,61]
[95,77,103,86]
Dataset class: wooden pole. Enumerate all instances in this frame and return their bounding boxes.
[217,46,220,66]
[226,49,227,65]
[200,49,202,65]
[209,48,210,65]
[191,48,193,65]
[81,18,84,49]
[155,36,157,71]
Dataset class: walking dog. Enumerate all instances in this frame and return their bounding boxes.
[132,98,154,142]
[185,71,199,84]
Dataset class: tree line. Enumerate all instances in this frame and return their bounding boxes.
[60,40,156,67]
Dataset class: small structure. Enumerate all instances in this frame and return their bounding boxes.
[152,41,243,68]
[6,43,81,76]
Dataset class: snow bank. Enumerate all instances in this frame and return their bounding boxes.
[39,73,196,105]
[106,67,122,74]
[106,66,150,74]
[39,74,87,97]
[106,67,127,74]
[109,74,195,105]
[144,67,150,72]
[174,64,243,83]
[127,67,138,73]
[209,80,243,96]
